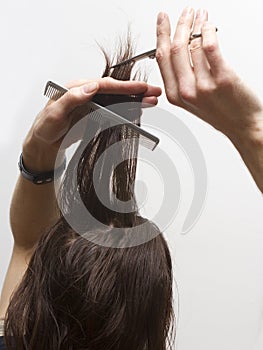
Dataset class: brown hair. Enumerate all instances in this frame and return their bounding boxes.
[5,36,175,349]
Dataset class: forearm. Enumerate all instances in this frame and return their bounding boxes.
[8,79,161,249]
[156,8,263,193]
[10,135,64,249]
[227,119,263,193]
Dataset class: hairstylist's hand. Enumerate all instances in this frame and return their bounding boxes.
[156,7,263,141]
[22,77,162,173]
[156,7,263,192]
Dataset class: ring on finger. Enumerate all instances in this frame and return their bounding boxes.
[189,27,218,44]
[189,33,202,41]
[188,33,202,45]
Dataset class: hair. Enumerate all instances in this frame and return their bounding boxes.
[5,35,175,349]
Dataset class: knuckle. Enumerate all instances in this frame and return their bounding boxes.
[44,106,54,119]
[196,81,213,95]
[46,112,59,124]
[44,106,62,124]
[155,48,166,64]
[214,68,235,89]
[170,40,185,55]
[168,95,182,106]
[66,88,77,100]
[157,26,168,37]
[65,87,83,105]
[178,86,195,103]
[203,42,217,54]
[32,124,42,139]
[166,94,177,105]
[165,87,179,105]
[215,75,232,89]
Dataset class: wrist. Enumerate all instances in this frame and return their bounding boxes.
[18,153,66,185]
[227,118,263,154]
[22,135,65,173]
[226,119,263,193]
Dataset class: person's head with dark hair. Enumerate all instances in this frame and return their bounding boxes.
[5,36,175,350]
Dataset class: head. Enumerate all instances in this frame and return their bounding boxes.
[5,34,175,349]
[5,220,173,350]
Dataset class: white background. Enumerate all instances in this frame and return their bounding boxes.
[1,1,263,349]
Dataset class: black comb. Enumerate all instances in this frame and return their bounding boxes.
[44,81,159,151]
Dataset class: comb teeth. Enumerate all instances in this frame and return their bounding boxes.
[43,81,159,151]
[88,107,140,139]
[44,81,68,100]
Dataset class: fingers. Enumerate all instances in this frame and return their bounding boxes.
[201,22,225,78]
[156,6,225,109]
[143,84,162,97]
[41,77,162,140]
[66,78,161,96]
[49,77,162,118]
[57,83,99,117]
[156,8,198,105]
[97,78,149,94]
[189,9,211,82]
[170,7,196,91]
[34,83,99,144]
[142,96,158,107]
[156,12,179,101]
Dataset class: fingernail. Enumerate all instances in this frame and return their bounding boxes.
[157,12,166,25]
[83,82,98,94]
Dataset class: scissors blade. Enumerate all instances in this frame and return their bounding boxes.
[110,49,156,69]
[110,28,218,69]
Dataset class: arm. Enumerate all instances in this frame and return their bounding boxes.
[156,8,263,192]
[10,78,162,250]
[0,78,161,318]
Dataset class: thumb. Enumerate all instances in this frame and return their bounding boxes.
[58,82,99,115]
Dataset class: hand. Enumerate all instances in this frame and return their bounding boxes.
[156,7,263,192]
[156,7,263,143]
[22,77,162,172]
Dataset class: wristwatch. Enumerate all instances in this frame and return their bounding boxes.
[18,153,66,185]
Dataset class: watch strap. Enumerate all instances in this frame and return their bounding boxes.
[18,153,66,185]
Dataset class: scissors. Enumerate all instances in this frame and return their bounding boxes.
[110,28,218,69]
